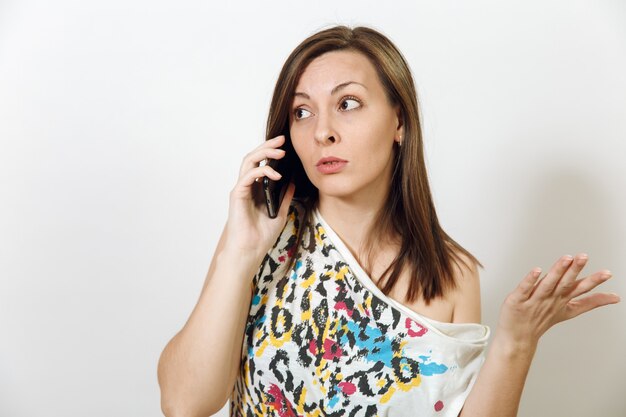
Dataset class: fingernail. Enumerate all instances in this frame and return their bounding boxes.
[609,293,621,302]
[562,256,573,266]
[601,271,613,279]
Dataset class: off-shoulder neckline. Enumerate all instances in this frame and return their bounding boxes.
[311,206,490,344]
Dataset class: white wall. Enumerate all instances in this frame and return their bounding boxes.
[1,1,624,416]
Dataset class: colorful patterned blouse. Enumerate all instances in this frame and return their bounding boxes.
[230,201,490,417]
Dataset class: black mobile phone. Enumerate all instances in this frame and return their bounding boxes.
[262,138,296,218]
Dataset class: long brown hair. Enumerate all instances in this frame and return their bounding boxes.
[265,25,480,304]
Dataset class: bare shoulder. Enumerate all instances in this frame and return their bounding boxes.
[449,250,482,324]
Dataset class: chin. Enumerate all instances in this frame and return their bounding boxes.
[309,176,365,199]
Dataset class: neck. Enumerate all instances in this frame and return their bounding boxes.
[315,155,398,263]
[317,191,390,261]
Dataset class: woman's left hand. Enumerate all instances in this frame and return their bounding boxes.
[496,253,620,349]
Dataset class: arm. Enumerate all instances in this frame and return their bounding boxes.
[157,135,296,417]
[157,229,261,417]
[453,254,620,417]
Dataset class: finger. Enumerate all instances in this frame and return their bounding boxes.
[268,134,286,144]
[563,292,621,321]
[556,253,589,295]
[567,270,613,299]
[535,255,574,295]
[238,165,282,190]
[237,135,285,176]
[513,267,542,301]
[239,145,286,177]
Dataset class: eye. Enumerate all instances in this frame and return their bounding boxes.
[339,96,362,111]
[293,108,313,120]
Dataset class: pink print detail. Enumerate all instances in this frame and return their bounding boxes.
[434,400,444,412]
[322,338,343,360]
[267,384,297,417]
[277,245,296,264]
[406,318,428,337]
[334,301,353,317]
[309,339,343,360]
[338,381,356,395]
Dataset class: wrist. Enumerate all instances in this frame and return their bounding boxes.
[490,330,538,362]
[221,228,268,264]
[216,245,266,281]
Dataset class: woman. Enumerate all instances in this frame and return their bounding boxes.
[157,25,619,417]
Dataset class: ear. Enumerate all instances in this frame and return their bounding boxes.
[394,104,404,144]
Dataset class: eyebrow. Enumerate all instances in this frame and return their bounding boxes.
[293,81,367,99]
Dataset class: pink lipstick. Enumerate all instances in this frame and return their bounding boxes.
[316,157,348,174]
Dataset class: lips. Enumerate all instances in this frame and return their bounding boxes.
[316,157,348,166]
[316,156,348,174]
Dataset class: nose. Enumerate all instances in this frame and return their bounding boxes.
[313,110,338,145]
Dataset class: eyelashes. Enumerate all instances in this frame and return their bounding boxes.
[338,96,362,111]
[293,108,312,120]
[292,96,363,120]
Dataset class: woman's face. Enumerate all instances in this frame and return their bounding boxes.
[289,50,403,205]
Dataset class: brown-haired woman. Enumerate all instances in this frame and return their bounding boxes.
[157,25,619,417]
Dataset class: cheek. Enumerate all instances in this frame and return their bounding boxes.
[360,133,396,170]
[290,126,309,159]
[352,111,395,140]
[290,136,304,162]
[360,122,395,150]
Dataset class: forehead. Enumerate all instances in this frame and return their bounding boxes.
[294,50,380,92]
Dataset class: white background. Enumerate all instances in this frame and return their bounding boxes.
[1,1,625,416]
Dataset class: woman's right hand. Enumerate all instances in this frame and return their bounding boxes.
[223,134,296,262]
